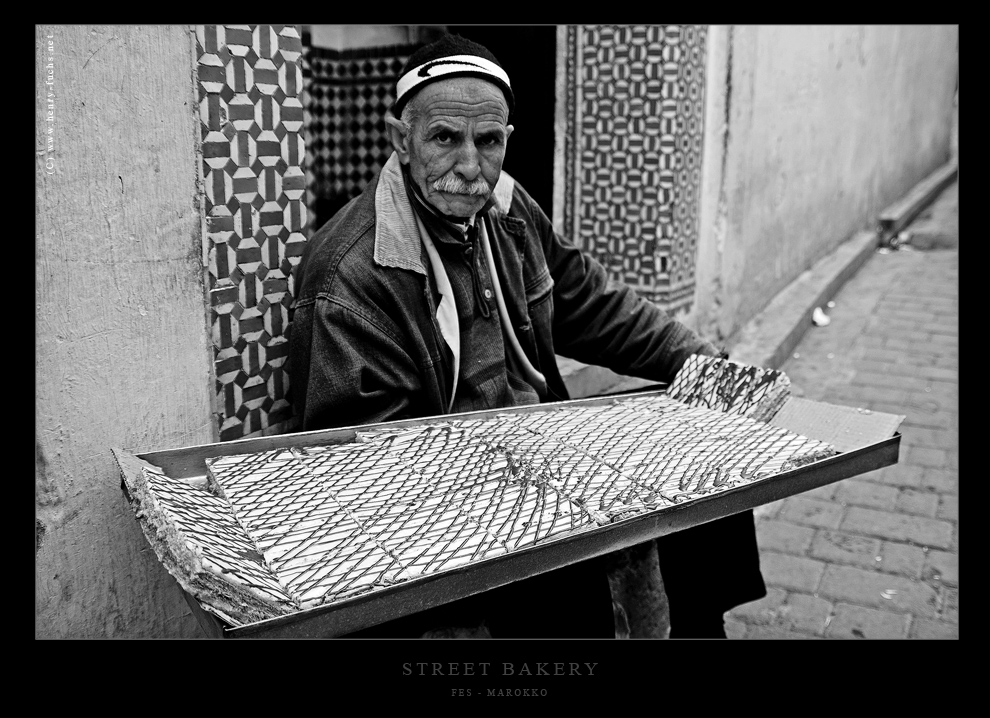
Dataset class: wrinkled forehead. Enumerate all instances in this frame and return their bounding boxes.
[409,77,510,126]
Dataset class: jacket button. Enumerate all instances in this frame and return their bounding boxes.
[483,288,493,300]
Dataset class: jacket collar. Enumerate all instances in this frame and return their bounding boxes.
[373,152,515,274]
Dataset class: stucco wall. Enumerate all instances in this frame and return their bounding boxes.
[308,24,412,50]
[36,25,212,638]
[693,25,959,344]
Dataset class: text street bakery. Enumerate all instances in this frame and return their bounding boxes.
[402,662,599,676]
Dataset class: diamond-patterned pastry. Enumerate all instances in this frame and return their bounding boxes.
[133,356,837,628]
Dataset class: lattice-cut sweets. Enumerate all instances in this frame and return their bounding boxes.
[207,445,409,607]
[614,396,837,499]
[126,357,839,627]
[666,354,792,422]
[118,453,296,625]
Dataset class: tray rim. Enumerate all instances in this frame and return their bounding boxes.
[219,433,901,639]
[114,389,903,638]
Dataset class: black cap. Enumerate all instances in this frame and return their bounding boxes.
[393,34,514,118]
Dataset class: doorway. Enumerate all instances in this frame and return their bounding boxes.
[448,26,557,215]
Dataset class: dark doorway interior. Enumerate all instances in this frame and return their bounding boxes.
[447,26,557,216]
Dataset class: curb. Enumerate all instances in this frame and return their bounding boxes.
[878,159,958,247]
[561,158,959,392]
[726,229,878,370]
[728,158,960,371]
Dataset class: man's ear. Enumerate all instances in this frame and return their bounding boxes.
[505,124,514,141]
[384,114,411,164]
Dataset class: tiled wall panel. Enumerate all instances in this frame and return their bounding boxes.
[561,25,707,313]
[196,25,307,441]
[301,41,418,231]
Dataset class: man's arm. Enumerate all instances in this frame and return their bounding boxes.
[534,202,720,383]
[289,296,425,431]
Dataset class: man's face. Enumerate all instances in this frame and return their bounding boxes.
[392,77,513,218]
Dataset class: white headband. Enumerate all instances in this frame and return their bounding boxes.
[395,54,511,107]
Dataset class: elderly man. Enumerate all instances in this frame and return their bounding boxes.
[288,34,765,638]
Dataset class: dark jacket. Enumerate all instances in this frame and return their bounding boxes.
[287,164,764,636]
[288,167,718,430]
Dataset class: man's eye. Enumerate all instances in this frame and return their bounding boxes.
[434,132,455,144]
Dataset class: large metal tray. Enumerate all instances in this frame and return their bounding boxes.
[113,390,902,639]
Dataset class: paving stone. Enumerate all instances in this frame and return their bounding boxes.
[854,350,934,370]
[925,334,958,352]
[894,330,936,346]
[778,496,846,530]
[923,549,958,586]
[922,379,959,398]
[824,602,909,639]
[759,552,827,593]
[840,507,954,549]
[902,393,957,416]
[933,355,957,370]
[937,494,958,522]
[900,408,955,431]
[818,565,939,618]
[927,317,958,333]
[941,587,958,624]
[724,617,748,640]
[755,520,816,555]
[895,488,940,517]
[744,625,813,640]
[903,392,957,415]
[835,385,910,406]
[729,177,957,641]
[877,541,926,579]
[834,479,899,511]
[884,337,924,353]
[809,530,881,570]
[880,307,937,324]
[920,468,958,494]
[909,617,958,639]
[901,400,959,428]
[900,427,957,451]
[858,334,886,350]
[913,367,958,384]
[852,371,931,393]
[862,463,923,489]
[869,401,912,417]
[871,317,924,333]
[773,593,832,636]
[825,386,879,408]
[727,586,788,625]
[904,445,950,470]
[803,482,838,501]
[753,499,785,521]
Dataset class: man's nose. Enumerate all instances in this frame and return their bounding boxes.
[454,141,482,181]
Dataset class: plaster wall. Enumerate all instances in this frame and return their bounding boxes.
[36,25,211,638]
[693,25,958,344]
[308,25,414,50]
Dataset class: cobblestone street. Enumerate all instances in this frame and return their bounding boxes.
[725,179,959,639]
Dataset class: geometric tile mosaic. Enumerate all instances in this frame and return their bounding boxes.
[196,25,307,441]
[561,25,708,314]
[301,38,419,232]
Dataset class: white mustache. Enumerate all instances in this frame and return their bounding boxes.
[432,175,490,196]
